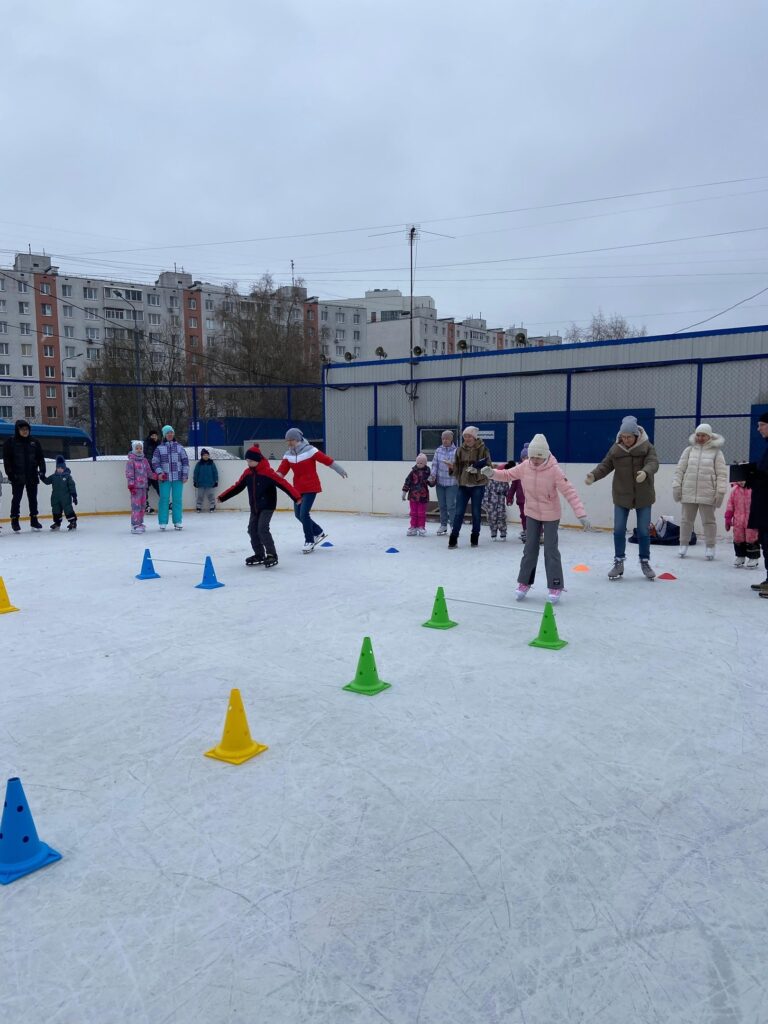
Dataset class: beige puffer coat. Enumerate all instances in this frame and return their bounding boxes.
[672,432,728,506]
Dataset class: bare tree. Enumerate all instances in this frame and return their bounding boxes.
[565,310,647,343]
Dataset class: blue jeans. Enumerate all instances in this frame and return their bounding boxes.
[158,479,184,526]
[294,492,322,543]
[614,505,651,561]
[452,486,485,536]
[435,483,457,528]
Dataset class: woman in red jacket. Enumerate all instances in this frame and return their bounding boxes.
[277,428,348,553]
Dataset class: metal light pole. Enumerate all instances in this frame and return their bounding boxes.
[112,289,142,439]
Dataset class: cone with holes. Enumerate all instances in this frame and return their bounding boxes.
[205,688,268,765]
[343,637,391,695]
[529,601,568,650]
[422,586,458,629]
[0,577,19,614]
[0,777,62,885]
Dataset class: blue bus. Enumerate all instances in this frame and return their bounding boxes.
[0,421,96,460]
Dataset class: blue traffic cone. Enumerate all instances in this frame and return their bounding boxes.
[136,548,160,580]
[385,547,399,554]
[196,555,224,590]
[0,777,62,885]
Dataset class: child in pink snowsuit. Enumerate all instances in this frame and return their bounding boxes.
[402,453,432,536]
[125,439,158,534]
[725,480,760,568]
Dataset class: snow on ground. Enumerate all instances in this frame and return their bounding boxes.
[1,511,767,1024]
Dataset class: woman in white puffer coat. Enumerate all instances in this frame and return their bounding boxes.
[672,423,728,560]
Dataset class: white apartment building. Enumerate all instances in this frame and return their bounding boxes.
[304,297,367,363]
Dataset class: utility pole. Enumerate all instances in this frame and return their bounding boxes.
[408,225,417,361]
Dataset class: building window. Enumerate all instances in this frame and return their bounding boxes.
[64,326,74,339]
[61,284,72,297]
[0,322,6,334]
[0,364,10,376]
[67,406,78,418]
[0,278,4,291]
[25,405,36,417]
[125,289,142,302]
[353,313,360,324]
[204,298,214,311]
[0,299,5,312]
[335,345,344,356]
[147,293,160,306]
[65,345,75,358]
[82,286,97,300]
[45,366,56,378]
[335,329,345,341]
[306,308,314,320]
[18,280,29,293]
[40,282,52,295]
[170,315,180,327]
[46,406,58,418]
[206,335,216,346]
[188,297,197,310]
[43,326,54,336]
[148,313,161,325]
[41,303,52,316]
[103,307,123,319]
[0,404,12,418]
[23,385,34,397]
[67,387,78,399]
[307,326,315,337]
[205,318,214,330]
[0,342,7,354]
[43,345,55,357]
[354,346,360,357]
[46,386,57,398]
[18,302,30,315]
[336,312,345,323]
[66,366,76,379]
[85,307,98,320]
[169,295,179,308]
[189,335,199,348]
[320,309,328,321]
[0,384,10,396]
[63,304,73,317]
[85,328,100,340]
[22,365,33,377]
[87,348,99,360]
[353,330,360,341]
[21,343,32,356]
[188,317,198,328]
[381,310,399,321]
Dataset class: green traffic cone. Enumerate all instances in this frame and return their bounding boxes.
[529,601,568,650]
[422,586,458,630]
[343,637,391,695]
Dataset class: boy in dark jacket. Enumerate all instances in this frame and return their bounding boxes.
[41,455,78,530]
[193,448,219,512]
[2,418,47,531]
[217,445,301,568]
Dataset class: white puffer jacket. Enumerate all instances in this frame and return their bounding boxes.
[672,432,728,506]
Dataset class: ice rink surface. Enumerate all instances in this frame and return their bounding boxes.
[1,510,767,1024]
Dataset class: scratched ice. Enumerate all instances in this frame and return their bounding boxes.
[1,513,766,1023]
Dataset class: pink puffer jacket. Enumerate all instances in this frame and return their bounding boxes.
[725,483,756,536]
[492,455,585,522]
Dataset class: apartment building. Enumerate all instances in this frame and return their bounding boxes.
[304,296,367,363]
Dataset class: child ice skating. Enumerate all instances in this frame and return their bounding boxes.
[402,454,432,535]
[151,425,189,530]
[725,480,760,568]
[491,434,589,603]
[193,448,219,512]
[218,445,301,568]
[40,456,78,530]
[482,461,513,539]
[586,415,659,580]
[277,427,348,553]
[125,440,158,534]
[672,423,728,560]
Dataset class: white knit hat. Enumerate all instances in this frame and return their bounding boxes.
[527,433,550,459]
[694,423,713,436]
[462,425,480,438]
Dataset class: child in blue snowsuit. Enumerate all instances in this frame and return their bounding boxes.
[40,455,78,530]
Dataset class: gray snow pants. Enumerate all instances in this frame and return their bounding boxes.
[518,516,563,589]
[196,486,217,511]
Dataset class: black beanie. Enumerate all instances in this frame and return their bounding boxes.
[201,448,210,457]
[759,411,768,425]
[245,445,263,462]
[56,455,67,469]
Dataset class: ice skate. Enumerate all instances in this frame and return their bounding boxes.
[515,584,531,601]
[417,528,427,536]
[678,545,688,558]
[640,559,656,580]
[746,558,760,569]
[499,533,507,541]
[490,532,498,541]
[159,525,167,531]
[734,556,745,567]
[245,554,264,566]
[448,533,458,549]
[470,531,479,547]
[196,507,202,513]
[548,588,563,604]
[174,524,183,530]
[406,527,417,536]
[263,554,278,569]
[436,525,447,536]
[11,517,20,533]
[302,540,315,554]
[704,547,715,561]
[750,577,768,592]
[608,558,624,580]
[519,530,526,542]
[50,521,61,531]
[30,517,43,530]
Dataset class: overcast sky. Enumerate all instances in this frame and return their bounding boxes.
[3,0,768,337]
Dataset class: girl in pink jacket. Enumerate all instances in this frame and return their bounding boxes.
[489,433,589,603]
[725,481,760,568]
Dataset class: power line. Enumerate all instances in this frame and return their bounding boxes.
[673,283,768,333]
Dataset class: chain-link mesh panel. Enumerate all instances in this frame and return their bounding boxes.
[377,381,417,457]
[701,357,768,415]
[572,364,697,417]
[324,385,374,461]
[465,373,567,420]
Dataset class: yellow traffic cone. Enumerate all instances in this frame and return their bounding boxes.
[204,689,268,765]
[0,578,19,615]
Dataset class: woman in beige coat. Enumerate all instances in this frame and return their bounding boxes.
[672,423,728,560]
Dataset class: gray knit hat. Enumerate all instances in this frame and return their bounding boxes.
[619,415,640,436]
[285,427,304,442]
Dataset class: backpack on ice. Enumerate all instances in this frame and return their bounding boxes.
[629,515,696,546]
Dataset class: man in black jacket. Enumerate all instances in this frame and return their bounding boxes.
[2,419,46,531]
[143,428,160,512]
[748,410,768,596]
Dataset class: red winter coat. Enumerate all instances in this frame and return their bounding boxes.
[725,483,758,542]
[276,445,335,494]
[219,455,301,510]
